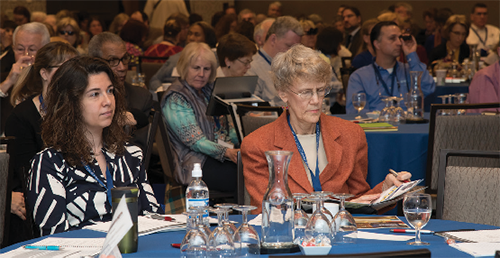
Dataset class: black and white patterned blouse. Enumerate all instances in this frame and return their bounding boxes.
[27,144,161,236]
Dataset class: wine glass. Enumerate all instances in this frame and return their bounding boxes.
[215,203,238,236]
[180,209,209,257]
[293,193,310,243]
[352,93,366,114]
[403,193,432,246]
[233,205,260,257]
[192,206,211,240]
[304,195,332,240]
[379,97,393,122]
[391,97,405,125]
[437,95,449,116]
[310,191,334,221]
[331,193,357,244]
[208,207,235,257]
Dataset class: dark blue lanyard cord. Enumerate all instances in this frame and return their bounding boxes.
[258,50,272,66]
[287,115,322,191]
[38,94,46,112]
[372,62,401,96]
[471,26,487,47]
[83,161,113,206]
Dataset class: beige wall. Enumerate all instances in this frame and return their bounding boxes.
[235,0,500,28]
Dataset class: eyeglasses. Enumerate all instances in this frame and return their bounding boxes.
[59,30,75,36]
[289,86,331,100]
[106,54,131,67]
[236,58,252,66]
[450,31,467,37]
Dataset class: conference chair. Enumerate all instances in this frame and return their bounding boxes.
[426,103,500,195]
[0,144,9,247]
[141,108,161,180]
[436,149,500,226]
[139,56,170,91]
[228,104,283,144]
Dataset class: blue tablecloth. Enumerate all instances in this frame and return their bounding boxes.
[424,82,469,111]
[2,215,498,257]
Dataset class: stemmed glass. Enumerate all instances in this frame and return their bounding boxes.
[331,193,357,244]
[304,195,332,240]
[233,205,260,257]
[391,97,405,125]
[192,206,211,240]
[310,191,334,221]
[454,93,468,115]
[293,193,310,243]
[215,203,238,236]
[352,93,366,114]
[447,94,457,115]
[208,207,235,257]
[437,95,449,116]
[180,209,209,257]
[403,193,432,246]
[379,97,393,122]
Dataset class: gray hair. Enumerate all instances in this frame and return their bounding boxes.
[13,22,50,46]
[177,42,217,83]
[265,16,303,42]
[88,32,124,58]
[253,18,275,43]
[272,44,332,92]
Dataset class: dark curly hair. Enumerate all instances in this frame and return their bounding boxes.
[41,56,129,166]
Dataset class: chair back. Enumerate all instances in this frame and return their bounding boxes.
[139,56,169,90]
[0,137,13,248]
[426,103,500,193]
[229,104,283,144]
[436,149,500,226]
[141,108,161,175]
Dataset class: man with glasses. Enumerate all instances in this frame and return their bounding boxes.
[342,6,362,57]
[88,32,154,130]
[466,3,500,57]
[346,21,435,114]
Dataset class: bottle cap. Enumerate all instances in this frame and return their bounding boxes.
[192,163,202,177]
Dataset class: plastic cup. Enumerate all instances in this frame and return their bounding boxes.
[436,70,447,86]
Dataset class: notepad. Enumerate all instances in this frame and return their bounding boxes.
[358,123,398,132]
[84,215,187,236]
[450,243,500,257]
[438,229,500,243]
[0,237,105,258]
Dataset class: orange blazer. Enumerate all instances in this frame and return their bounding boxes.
[241,112,384,214]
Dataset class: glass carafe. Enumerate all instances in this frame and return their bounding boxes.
[261,151,296,253]
[406,71,425,122]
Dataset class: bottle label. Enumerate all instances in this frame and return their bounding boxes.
[186,198,209,217]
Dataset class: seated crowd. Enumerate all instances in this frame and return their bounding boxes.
[0,0,498,247]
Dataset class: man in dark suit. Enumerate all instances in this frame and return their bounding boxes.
[342,6,363,57]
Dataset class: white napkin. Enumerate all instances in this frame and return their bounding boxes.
[346,231,415,241]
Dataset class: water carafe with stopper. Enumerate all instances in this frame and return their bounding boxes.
[261,150,298,254]
[406,71,425,123]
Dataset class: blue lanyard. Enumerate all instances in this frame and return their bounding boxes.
[287,115,322,191]
[372,62,400,96]
[258,50,272,65]
[83,160,113,206]
[38,94,46,112]
[471,26,487,47]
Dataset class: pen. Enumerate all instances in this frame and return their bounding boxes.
[391,229,434,234]
[24,245,60,250]
[389,169,410,183]
[171,243,181,248]
[151,214,176,222]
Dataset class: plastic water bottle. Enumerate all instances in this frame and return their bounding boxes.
[185,163,209,225]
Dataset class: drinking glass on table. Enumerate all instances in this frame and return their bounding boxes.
[403,193,432,246]
[352,93,366,114]
[233,205,260,256]
[391,97,405,125]
[331,193,357,244]
[215,203,238,236]
[304,195,332,241]
[180,209,209,258]
[379,97,393,122]
[293,193,310,243]
[208,207,235,257]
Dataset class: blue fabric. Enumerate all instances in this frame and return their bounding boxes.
[346,52,436,114]
[352,50,374,69]
[2,215,498,257]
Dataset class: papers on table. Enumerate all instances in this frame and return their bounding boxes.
[85,214,187,236]
[345,231,414,241]
[450,243,500,257]
[440,229,500,243]
[354,216,410,229]
[248,214,262,226]
[358,122,398,132]
[0,238,105,258]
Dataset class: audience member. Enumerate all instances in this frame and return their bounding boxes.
[144,0,189,31]
[377,11,401,26]
[429,15,470,67]
[334,5,348,34]
[308,14,323,27]
[55,9,73,21]
[108,13,129,34]
[424,8,453,60]
[88,16,104,39]
[4,42,78,245]
[13,6,30,26]
[225,6,237,15]
[394,2,413,21]
[56,17,85,54]
[88,32,154,129]
[1,20,17,72]
[246,16,303,106]
[27,56,161,236]
[160,42,239,188]
[342,6,363,57]
[131,10,149,28]
[267,1,282,18]
[300,19,317,49]
[466,3,500,57]
[216,33,257,77]
[239,9,256,25]
[30,11,47,23]
[468,43,500,113]
[352,19,378,69]
[255,14,267,25]
[149,21,217,91]
[241,44,411,214]
[119,19,147,68]
[215,13,238,40]
[253,18,275,48]
[346,21,435,113]
[144,19,184,62]
[44,14,57,32]
[76,11,89,33]
[235,20,255,43]
[211,11,225,28]
[416,8,437,45]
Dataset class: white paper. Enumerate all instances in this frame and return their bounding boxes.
[0,238,105,258]
[100,195,133,257]
[346,231,415,241]
[446,229,500,243]
[249,214,262,226]
[451,243,500,257]
[375,179,423,203]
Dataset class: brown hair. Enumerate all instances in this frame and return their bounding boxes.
[216,33,257,67]
[41,56,128,166]
[443,14,469,40]
[119,19,147,46]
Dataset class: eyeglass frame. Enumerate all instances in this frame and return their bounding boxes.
[106,54,132,67]
[236,58,253,66]
[288,85,332,100]
[59,30,75,36]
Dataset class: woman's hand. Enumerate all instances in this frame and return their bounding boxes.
[382,171,412,191]
[350,193,380,204]
[11,191,27,220]
[224,148,239,163]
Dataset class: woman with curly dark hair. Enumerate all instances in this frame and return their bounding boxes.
[27,56,161,236]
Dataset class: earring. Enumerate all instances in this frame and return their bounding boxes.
[228,65,231,69]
